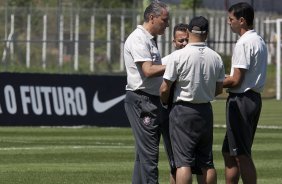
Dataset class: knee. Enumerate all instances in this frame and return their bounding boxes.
[222,153,237,167]
[235,154,253,165]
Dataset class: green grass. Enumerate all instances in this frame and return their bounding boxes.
[0,99,282,184]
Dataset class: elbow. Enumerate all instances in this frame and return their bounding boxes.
[159,87,167,99]
[233,80,242,88]
[223,77,242,88]
[143,69,155,78]
[143,71,152,78]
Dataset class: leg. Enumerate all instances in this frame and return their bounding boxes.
[196,174,204,184]
[222,96,240,184]
[132,152,142,184]
[234,92,259,184]
[191,166,204,184]
[235,155,257,184]
[160,107,176,184]
[124,92,161,184]
[176,167,192,184]
[222,152,240,184]
[201,167,217,184]
[170,173,176,184]
[223,92,261,184]
[197,174,205,184]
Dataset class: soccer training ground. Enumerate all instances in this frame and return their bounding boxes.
[0,99,282,184]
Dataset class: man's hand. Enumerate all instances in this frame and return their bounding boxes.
[223,68,246,88]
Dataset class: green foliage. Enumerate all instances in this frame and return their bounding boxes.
[73,0,133,8]
[4,0,202,9]
[180,0,202,9]
[7,0,56,7]
[8,0,33,7]
[4,0,136,8]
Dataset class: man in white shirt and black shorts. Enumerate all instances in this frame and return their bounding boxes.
[160,16,225,184]
[161,23,205,184]
[222,2,267,184]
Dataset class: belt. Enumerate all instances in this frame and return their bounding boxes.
[229,90,260,97]
[174,101,210,105]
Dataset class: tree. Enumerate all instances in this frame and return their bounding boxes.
[73,0,134,8]
[6,0,57,7]
[4,0,135,8]
[180,0,202,9]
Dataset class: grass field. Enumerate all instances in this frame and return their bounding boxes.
[0,99,282,184]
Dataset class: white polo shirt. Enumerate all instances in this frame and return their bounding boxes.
[124,25,162,96]
[162,54,170,65]
[163,42,225,103]
[162,49,178,65]
[228,30,267,93]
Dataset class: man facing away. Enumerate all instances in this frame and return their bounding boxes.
[222,2,267,184]
[160,16,225,184]
[161,23,188,184]
[123,1,169,183]
[161,23,205,184]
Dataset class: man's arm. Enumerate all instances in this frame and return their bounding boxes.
[215,82,223,96]
[139,61,166,77]
[160,79,173,105]
[223,68,246,88]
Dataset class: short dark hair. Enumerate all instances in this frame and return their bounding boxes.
[144,1,168,22]
[228,2,254,26]
[173,23,189,37]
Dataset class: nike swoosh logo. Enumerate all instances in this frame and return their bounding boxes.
[93,91,125,113]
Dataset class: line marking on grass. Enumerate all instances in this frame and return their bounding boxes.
[38,124,282,130]
[214,124,282,129]
[1,125,281,151]
[0,145,134,151]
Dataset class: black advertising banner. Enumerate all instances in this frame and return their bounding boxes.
[0,72,129,127]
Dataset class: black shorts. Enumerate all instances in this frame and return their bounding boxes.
[169,101,214,169]
[161,106,202,175]
[222,90,262,156]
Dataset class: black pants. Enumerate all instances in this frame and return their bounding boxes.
[124,90,161,184]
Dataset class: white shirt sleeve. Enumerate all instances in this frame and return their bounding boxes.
[163,53,178,82]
